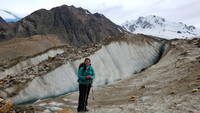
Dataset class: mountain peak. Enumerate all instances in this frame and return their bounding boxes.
[122,15,200,39]
[142,15,165,24]
[0,5,125,46]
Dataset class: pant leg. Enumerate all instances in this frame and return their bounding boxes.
[77,84,87,111]
[85,84,91,107]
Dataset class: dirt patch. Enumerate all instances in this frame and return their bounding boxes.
[0,34,65,68]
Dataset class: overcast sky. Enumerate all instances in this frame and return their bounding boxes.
[1,0,200,27]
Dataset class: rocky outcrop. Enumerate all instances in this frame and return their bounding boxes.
[0,98,34,112]
[0,5,125,46]
[0,16,8,41]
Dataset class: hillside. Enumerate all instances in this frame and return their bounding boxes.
[0,5,125,46]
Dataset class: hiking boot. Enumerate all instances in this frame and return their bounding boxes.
[78,110,85,113]
[84,107,89,112]
[78,109,85,113]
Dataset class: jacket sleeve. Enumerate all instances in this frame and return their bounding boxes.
[78,67,86,80]
[91,67,96,80]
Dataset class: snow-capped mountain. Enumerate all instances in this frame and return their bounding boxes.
[122,15,200,39]
[0,9,21,22]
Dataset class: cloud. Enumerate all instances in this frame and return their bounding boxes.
[0,0,67,15]
[0,0,200,27]
[90,0,200,27]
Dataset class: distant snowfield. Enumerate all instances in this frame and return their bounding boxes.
[122,15,200,39]
[0,10,15,19]
[0,9,21,22]
[8,37,169,104]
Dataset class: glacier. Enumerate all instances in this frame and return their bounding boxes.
[8,36,169,104]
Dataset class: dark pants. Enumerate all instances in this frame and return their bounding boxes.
[77,84,91,112]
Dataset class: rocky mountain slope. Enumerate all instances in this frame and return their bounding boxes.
[0,5,125,46]
[122,15,200,39]
[0,16,6,24]
[0,16,8,41]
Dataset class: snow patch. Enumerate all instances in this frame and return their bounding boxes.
[48,102,64,106]
[38,103,47,106]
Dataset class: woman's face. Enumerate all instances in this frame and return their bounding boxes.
[85,59,91,66]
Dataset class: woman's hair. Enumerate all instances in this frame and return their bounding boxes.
[83,58,91,72]
[84,58,91,62]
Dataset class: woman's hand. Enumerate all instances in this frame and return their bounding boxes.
[86,75,92,79]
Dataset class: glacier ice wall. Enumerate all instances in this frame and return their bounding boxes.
[11,40,169,104]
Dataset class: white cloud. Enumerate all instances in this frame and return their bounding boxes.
[0,0,200,27]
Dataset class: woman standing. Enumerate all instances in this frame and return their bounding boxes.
[77,58,96,112]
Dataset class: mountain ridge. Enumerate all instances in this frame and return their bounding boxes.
[0,5,125,46]
[122,15,200,39]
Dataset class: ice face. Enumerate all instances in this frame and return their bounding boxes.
[11,40,168,104]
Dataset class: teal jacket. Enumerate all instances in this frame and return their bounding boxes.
[78,65,95,84]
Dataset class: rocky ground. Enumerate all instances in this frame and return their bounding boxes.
[0,98,34,113]
[30,38,200,113]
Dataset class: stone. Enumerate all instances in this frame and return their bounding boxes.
[170,92,175,95]
[56,109,74,113]
[140,85,145,89]
[194,80,200,82]
[192,89,198,93]
[0,100,13,113]
[129,96,139,101]
[0,98,3,102]
[0,79,4,84]
[138,96,151,102]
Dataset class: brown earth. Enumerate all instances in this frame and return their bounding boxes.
[0,34,65,68]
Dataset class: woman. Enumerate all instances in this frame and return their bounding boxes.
[77,58,96,112]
